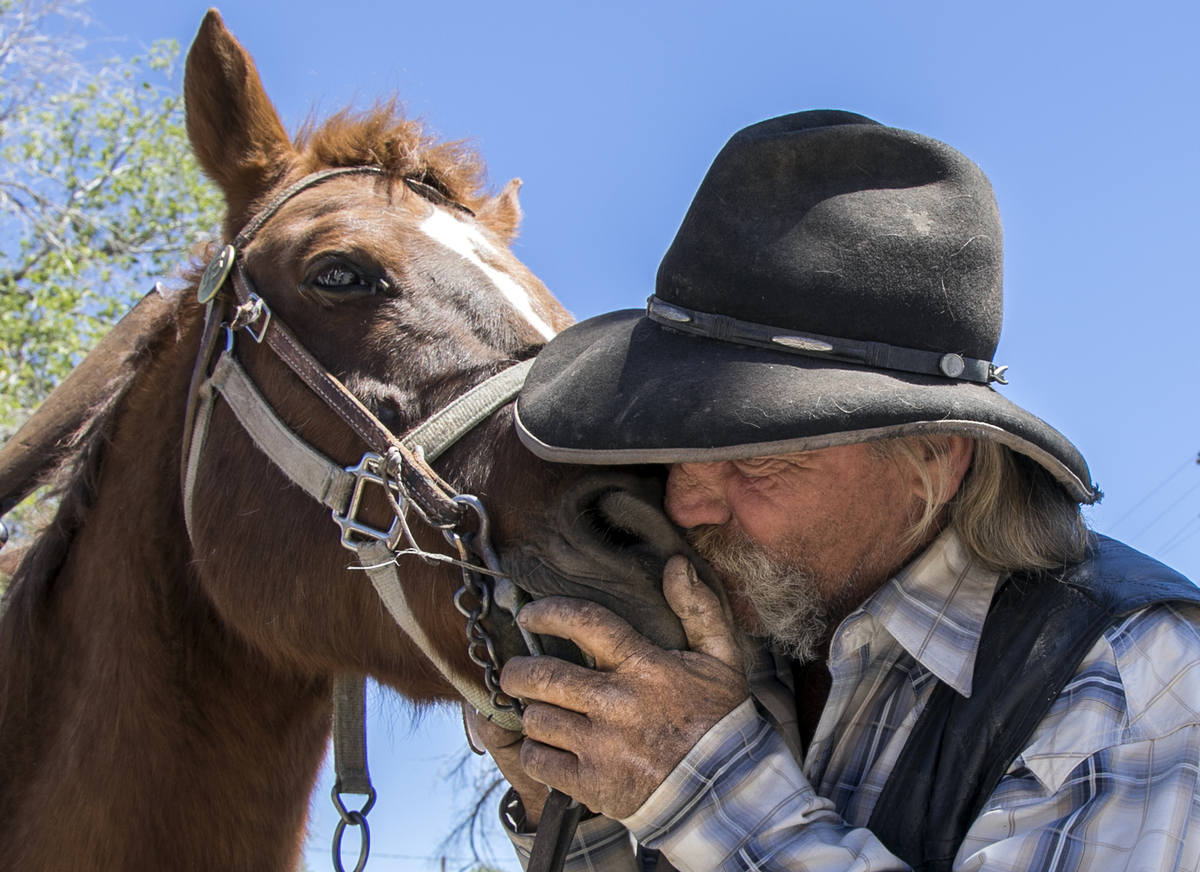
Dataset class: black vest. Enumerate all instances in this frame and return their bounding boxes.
[868,535,1200,870]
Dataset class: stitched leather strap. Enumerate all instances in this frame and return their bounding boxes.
[228,264,466,528]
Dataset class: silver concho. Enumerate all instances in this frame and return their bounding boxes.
[197,244,237,303]
[772,335,835,353]
[650,300,693,324]
[938,353,966,378]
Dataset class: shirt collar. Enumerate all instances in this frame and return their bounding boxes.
[834,529,1004,697]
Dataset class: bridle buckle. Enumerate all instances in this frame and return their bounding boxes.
[333,452,405,551]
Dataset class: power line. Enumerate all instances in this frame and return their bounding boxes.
[1130,480,1200,542]
[365,854,474,862]
[1108,453,1199,531]
[1160,514,1200,555]
[1166,525,1200,558]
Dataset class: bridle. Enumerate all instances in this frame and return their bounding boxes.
[181,166,554,872]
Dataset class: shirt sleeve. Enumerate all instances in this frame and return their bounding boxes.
[500,788,641,872]
[618,699,910,872]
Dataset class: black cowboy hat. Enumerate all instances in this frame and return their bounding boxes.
[515,110,1098,503]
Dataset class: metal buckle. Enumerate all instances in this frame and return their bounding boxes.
[332,453,405,551]
[245,293,272,343]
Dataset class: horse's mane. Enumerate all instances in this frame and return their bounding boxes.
[295,102,491,212]
[0,291,186,730]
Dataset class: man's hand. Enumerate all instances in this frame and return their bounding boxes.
[470,711,551,828]
[499,555,749,821]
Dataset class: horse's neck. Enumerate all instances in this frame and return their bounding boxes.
[0,306,330,872]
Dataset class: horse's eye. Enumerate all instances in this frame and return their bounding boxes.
[314,264,363,289]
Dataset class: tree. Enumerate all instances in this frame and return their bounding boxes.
[0,0,222,543]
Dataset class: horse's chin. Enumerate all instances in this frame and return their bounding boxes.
[498,469,728,653]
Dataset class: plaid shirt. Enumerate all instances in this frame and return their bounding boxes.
[505,531,1200,871]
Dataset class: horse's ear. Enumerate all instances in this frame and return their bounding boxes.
[476,178,523,245]
[184,9,293,233]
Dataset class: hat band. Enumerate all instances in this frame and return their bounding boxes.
[646,296,1009,385]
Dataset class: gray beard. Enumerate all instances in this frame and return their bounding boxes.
[688,526,828,664]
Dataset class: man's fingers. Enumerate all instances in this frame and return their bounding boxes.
[501,651,609,712]
[520,739,580,799]
[470,708,524,751]
[517,596,650,672]
[663,555,743,670]
[521,701,591,753]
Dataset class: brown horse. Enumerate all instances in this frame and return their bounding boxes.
[0,11,703,871]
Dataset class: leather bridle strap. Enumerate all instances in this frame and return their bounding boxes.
[403,359,535,462]
[183,346,530,729]
[182,165,541,867]
[229,263,465,529]
[180,165,384,521]
[233,166,385,250]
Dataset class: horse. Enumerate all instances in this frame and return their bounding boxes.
[0,11,706,871]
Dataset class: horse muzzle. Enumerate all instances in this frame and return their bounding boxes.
[498,469,730,656]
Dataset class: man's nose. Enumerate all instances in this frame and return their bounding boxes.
[664,462,732,528]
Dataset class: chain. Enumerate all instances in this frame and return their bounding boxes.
[450,531,522,714]
[446,494,524,715]
[375,456,521,714]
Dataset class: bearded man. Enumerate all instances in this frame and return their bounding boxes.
[477,111,1200,871]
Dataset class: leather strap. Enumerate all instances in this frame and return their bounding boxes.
[332,675,373,796]
[233,167,383,250]
[527,790,585,872]
[402,358,534,462]
[181,347,530,730]
[646,295,1008,385]
[229,264,465,529]
[179,296,229,517]
[196,353,356,512]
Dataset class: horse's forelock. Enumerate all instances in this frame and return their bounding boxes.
[294,103,490,216]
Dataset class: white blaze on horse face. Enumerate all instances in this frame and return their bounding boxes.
[418,208,558,340]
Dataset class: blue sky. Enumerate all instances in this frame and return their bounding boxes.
[74,0,1200,868]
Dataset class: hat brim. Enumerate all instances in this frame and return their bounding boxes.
[515,310,1097,504]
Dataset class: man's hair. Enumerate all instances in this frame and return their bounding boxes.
[877,437,1090,572]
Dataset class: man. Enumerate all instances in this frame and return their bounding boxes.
[478,111,1200,870]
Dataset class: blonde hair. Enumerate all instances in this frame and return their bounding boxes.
[876,436,1090,573]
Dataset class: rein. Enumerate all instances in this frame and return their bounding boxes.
[181,166,551,872]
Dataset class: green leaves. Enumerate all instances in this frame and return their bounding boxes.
[0,5,222,545]
[0,29,222,435]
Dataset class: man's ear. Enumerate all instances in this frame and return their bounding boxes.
[910,436,974,506]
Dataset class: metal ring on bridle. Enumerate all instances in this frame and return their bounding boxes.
[331,786,376,872]
[331,811,371,872]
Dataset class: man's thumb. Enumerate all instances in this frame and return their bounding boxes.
[663,555,742,670]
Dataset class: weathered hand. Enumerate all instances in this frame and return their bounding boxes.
[469,709,550,828]
[500,555,749,820]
